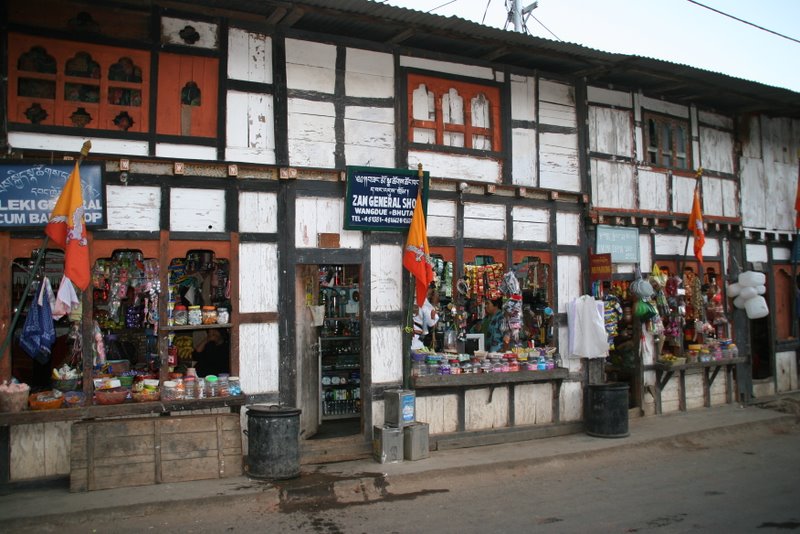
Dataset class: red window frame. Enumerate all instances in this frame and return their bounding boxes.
[407,73,501,153]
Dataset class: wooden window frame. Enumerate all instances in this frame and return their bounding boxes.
[643,111,691,171]
[8,33,150,133]
[407,73,502,154]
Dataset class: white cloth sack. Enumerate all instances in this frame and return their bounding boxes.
[567,295,609,359]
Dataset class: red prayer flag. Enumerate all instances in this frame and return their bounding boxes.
[688,188,705,265]
[403,189,434,307]
[45,161,90,290]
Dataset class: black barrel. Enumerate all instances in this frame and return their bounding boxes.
[245,405,302,480]
[584,383,629,438]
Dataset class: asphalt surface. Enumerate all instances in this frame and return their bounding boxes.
[1,393,798,529]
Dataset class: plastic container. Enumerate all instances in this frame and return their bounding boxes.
[29,390,64,410]
[228,377,241,396]
[162,380,179,401]
[201,306,218,325]
[196,377,206,399]
[584,383,629,438]
[183,377,196,400]
[205,375,219,397]
[0,384,31,412]
[174,305,188,326]
[217,375,230,397]
[94,387,128,406]
[217,307,230,325]
[188,305,202,326]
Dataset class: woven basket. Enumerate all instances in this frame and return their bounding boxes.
[0,387,30,413]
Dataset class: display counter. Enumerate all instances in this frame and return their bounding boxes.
[648,358,745,414]
[0,394,246,426]
[413,368,568,389]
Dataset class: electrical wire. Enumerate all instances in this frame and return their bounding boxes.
[686,0,800,45]
[482,0,493,25]
[527,13,561,41]
[426,0,459,13]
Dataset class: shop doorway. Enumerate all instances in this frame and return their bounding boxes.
[295,263,362,442]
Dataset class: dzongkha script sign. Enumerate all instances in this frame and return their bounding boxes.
[0,163,105,228]
[344,166,429,232]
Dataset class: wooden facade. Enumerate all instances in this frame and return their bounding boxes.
[1,0,798,482]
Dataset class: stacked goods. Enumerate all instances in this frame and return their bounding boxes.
[0,381,31,412]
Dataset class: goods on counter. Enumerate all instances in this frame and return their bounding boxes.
[412,348,561,376]
[29,390,64,410]
[95,387,128,405]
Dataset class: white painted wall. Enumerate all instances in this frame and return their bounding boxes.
[370,244,403,313]
[106,185,160,231]
[239,322,279,393]
[238,191,278,233]
[239,242,278,313]
[295,197,363,249]
[371,326,403,383]
[169,188,226,232]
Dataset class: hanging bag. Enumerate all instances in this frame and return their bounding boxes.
[19,280,56,365]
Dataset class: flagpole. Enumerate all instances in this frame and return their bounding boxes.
[678,167,703,278]
[0,141,92,364]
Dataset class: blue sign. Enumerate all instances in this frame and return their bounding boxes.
[344,166,429,232]
[0,163,105,228]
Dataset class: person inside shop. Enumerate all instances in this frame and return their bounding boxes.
[193,328,230,377]
[484,296,507,352]
[411,285,440,350]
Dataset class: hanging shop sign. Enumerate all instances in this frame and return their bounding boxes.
[0,162,105,228]
[344,166,429,232]
[589,253,613,281]
[596,225,640,263]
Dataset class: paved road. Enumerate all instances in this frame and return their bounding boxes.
[22,417,800,533]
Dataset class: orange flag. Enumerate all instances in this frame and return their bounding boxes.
[403,189,434,307]
[688,188,705,264]
[45,161,90,290]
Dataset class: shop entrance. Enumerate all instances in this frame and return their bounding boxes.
[295,263,362,442]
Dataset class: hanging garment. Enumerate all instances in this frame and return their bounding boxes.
[19,281,57,364]
[567,295,609,359]
[53,275,81,320]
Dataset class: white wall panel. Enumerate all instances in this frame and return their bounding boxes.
[344,106,395,168]
[399,56,494,80]
[540,132,579,191]
[556,212,580,246]
[346,48,393,98]
[295,197,363,249]
[285,39,336,93]
[288,99,336,168]
[8,132,148,156]
[239,322,279,393]
[464,202,505,239]
[407,150,502,183]
[589,106,633,157]
[226,91,275,164]
[511,128,537,187]
[557,255,582,314]
[371,326,403,384]
[239,242,278,313]
[106,186,160,231]
[156,144,217,160]
[169,188,225,232]
[427,199,456,238]
[745,243,769,263]
[638,169,669,212]
[591,159,634,208]
[699,126,734,174]
[640,95,689,118]
[228,28,272,83]
[587,86,632,108]
[371,244,403,313]
[161,16,218,49]
[512,206,549,242]
[510,74,536,121]
[655,234,720,259]
[238,191,278,233]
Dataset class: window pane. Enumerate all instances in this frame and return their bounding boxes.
[648,119,657,148]
[412,128,435,144]
[471,94,490,128]
[443,132,464,147]
[442,88,464,125]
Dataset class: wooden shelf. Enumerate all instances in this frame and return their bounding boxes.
[162,323,231,332]
[321,413,359,421]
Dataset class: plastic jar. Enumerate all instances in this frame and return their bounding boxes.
[174,305,188,326]
[202,306,218,325]
[205,375,218,397]
[729,344,738,360]
[188,305,202,326]
[217,307,230,324]
[228,377,241,396]
[162,380,178,401]
[183,377,196,400]
[217,375,230,397]
[195,377,206,399]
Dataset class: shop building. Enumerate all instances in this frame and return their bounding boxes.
[1,0,798,483]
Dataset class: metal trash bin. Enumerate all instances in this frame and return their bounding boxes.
[245,404,302,479]
[584,383,629,438]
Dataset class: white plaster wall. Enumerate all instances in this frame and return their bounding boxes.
[285,39,336,93]
[169,188,226,232]
[345,48,393,98]
[557,255,582,314]
[287,99,336,168]
[228,28,272,83]
[512,206,549,242]
[464,202,505,239]
[407,150,502,184]
[238,191,278,233]
[106,185,160,231]
[295,197,363,249]
[556,212,580,246]
[239,322,279,393]
[371,326,403,383]
[427,199,456,238]
[370,244,402,313]
[344,106,395,168]
[239,242,278,313]
[226,91,276,164]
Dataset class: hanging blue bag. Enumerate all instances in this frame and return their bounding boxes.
[19,281,56,365]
